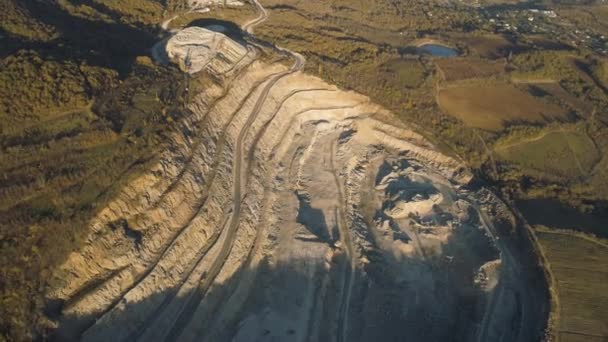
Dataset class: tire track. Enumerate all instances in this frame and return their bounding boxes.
[162,54,305,342]
[116,3,305,340]
[157,3,308,338]
[124,211,230,341]
[62,55,261,315]
[330,140,356,342]
[118,70,288,341]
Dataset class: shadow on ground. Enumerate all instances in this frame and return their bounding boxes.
[43,206,550,342]
[518,198,608,238]
[5,0,161,76]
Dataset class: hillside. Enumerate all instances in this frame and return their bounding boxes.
[1,0,607,341]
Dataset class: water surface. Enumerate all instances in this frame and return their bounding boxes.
[419,44,458,57]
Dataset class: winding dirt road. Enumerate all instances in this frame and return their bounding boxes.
[242,0,268,34]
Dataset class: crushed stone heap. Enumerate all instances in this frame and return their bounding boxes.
[166,27,251,75]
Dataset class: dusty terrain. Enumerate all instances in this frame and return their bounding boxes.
[41,4,548,342]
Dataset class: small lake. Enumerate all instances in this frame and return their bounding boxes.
[418,44,458,57]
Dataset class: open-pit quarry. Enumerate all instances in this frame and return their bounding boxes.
[43,3,549,341]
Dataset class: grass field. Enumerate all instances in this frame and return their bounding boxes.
[535,228,608,341]
[437,81,569,131]
[495,129,600,178]
[435,58,505,82]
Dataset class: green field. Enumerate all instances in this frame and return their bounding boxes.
[535,228,608,341]
[495,129,601,179]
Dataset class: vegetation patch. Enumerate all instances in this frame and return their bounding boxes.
[590,58,608,90]
[511,52,598,99]
[0,0,57,41]
[91,0,163,23]
[0,51,117,134]
[376,58,428,89]
[0,61,186,340]
[460,34,517,59]
[586,130,608,199]
[55,0,165,25]
[520,199,608,237]
[170,5,256,28]
[0,1,191,339]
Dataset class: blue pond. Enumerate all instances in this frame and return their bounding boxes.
[418,44,458,57]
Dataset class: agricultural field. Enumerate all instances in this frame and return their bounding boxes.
[535,228,608,342]
[494,128,601,179]
[435,57,505,82]
[436,81,569,131]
